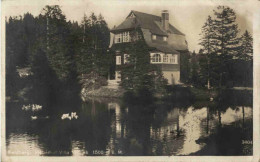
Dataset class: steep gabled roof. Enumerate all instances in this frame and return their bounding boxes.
[111,10,185,36]
[110,10,188,53]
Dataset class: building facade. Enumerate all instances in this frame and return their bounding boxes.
[110,10,188,85]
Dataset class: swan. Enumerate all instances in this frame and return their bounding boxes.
[61,113,70,120]
[31,116,37,120]
[61,112,79,120]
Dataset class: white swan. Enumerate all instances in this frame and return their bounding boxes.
[61,113,70,120]
[31,116,37,120]
[61,112,79,120]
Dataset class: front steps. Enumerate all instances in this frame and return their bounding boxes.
[107,80,120,89]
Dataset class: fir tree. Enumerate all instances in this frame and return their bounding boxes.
[41,5,74,81]
[76,13,110,89]
[237,30,253,87]
[213,6,240,56]
[189,51,199,86]
[180,51,190,83]
[199,16,215,88]
[213,6,240,87]
[239,30,253,61]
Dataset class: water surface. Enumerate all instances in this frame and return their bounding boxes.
[6,90,253,156]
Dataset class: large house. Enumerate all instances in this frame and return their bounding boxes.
[110,10,188,85]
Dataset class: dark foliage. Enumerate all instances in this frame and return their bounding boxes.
[6,5,110,104]
[197,6,253,88]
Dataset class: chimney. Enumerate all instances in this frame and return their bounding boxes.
[161,10,169,31]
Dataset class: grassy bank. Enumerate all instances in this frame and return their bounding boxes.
[81,86,125,101]
[80,83,253,104]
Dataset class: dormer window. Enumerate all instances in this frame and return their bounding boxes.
[115,33,122,43]
[115,31,130,43]
[163,36,167,41]
[122,31,130,42]
[152,35,157,40]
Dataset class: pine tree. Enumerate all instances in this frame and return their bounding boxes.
[199,16,215,89]
[41,5,74,81]
[237,30,253,87]
[239,30,253,61]
[189,51,199,86]
[213,6,240,57]
[213,6,240,87]
[6,13,38,97]
[180,51,190,84]
[76,13,110,89]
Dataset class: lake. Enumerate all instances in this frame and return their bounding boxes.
[6,89,253,156]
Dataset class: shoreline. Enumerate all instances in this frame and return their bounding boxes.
[80,85,253,102]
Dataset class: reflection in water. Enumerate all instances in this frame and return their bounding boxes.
[71,140,85,156]
[6,91,253,156]
[178,107,207,155]
[7,133,43,156]
[219,107,252,125]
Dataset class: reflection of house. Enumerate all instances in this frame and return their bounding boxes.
[149,108,184,155]
[110,10,189,84]
[150,108,180,139]
[107,102,127,155]
[108,102,122,137]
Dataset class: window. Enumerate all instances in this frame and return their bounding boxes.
[115,33,122,43]
[151,53,177,64]
[116,56,121,65]
[170,55,174,63]
[163,55,168,63]
[115,32,130,43]
[163,36,167,41]
[124,54,130,64]
[151,54,161,63]
[123,31,130,42]
[169,55,178,64]
[152,35,157,40]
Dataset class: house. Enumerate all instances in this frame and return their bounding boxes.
[109,10,189,85]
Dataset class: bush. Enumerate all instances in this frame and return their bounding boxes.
[80,72,107,90]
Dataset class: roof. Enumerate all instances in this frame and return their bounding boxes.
[110,10,188,53]
[147,42,180,54]
[141,28,188,52]
[111,10,185,36]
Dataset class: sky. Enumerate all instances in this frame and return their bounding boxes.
[2,0,255,52]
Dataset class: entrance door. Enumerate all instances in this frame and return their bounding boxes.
[115,71,121,81]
